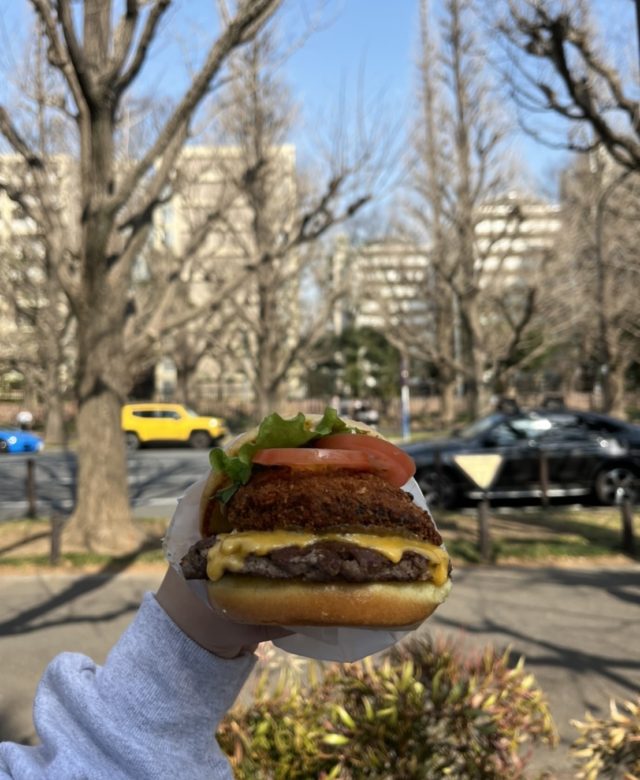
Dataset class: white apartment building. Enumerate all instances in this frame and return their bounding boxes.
[332,193,561,338]
[475,192,562,288]
[333,237,432,334]
[153,144,301,404]
[0,154,68,386]
[0,144,302,406]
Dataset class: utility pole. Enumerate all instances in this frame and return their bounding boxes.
[400,352,411,440]
[635,0,640,74]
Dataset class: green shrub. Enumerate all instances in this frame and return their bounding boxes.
[572,697,640,779]
[218,636,557,779]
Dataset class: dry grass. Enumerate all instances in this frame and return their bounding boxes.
[0,506,636,573]
[437,505,638,564]
[0,517,168,573]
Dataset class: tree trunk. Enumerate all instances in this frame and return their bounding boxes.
[64,309,140,553]
[41,301,67,446]
[176,364,192,407]
[44,391,66,446]
[67,385,137,553]
[61,0,142,556]
[460,312,480,419]
[439,380,456,426]
[607,361,627,418]
[255,381,282,420]
[477,383,492,417]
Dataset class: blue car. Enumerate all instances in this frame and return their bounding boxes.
[0,427,44,454]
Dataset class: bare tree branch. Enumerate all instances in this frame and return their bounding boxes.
[115,0,171,93]
[29,0,87,113]
[110,0,142,81]
[56,0,94,103]
[0,107,44,168]
[112,0,282,214]
[499,0,640,171]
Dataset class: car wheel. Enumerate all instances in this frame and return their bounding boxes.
[0,439,7,453]
[125,432,140,451]
[189,431,211,449]
[595,465,640,505]
[415,468,455,509]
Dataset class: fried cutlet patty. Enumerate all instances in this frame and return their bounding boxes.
[225,467,443,545]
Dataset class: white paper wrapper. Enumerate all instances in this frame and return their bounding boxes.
[163,472,442,662]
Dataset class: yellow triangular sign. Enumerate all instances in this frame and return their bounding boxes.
[453,454,503,490]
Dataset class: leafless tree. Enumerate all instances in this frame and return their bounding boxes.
[558,150,640,414]
[0,0,283,553]
[0,229,74,443]
[198,24,382,419]
[497,0,640,171]
[481,0,640,409]
[0,30,76,445]
[394,0,545,421]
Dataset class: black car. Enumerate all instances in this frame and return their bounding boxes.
[402,408,640,508]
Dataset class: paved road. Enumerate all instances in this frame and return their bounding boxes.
[0,564,638,777]
[0,450,211,520]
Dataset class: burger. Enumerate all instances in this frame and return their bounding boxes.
[180,408,452,627]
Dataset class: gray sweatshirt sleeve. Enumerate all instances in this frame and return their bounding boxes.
[0,593,256,780]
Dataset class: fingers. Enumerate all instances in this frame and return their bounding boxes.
[155,566,292,657]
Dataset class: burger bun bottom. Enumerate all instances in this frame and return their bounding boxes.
[206,575,452,627]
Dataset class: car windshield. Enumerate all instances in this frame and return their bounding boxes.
[185,407,199,417]
[457,414,504,440]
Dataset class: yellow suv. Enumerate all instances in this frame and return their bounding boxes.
[122,403,227,450]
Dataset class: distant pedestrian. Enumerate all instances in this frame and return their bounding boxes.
[493,397,519,415]
[15,410,33,431]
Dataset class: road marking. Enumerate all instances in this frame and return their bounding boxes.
[0,496,182,520]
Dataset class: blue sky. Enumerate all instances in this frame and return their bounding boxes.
[0,0,571,195]
[172,0,570,193]
[279,0,570,194]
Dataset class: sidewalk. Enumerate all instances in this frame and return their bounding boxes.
[0,564,638,778]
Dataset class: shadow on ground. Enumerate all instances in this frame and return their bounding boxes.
[0,538,161,637]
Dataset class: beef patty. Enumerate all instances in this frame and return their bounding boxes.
[181,536,451,584]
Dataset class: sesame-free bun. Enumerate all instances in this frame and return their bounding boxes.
[206,575,452,627]
[199,414,382,537]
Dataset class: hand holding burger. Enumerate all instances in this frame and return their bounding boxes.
[156,565,293,658]
[180,408,452,628]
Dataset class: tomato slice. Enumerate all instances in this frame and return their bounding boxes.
[315,433,416,488]
[252,447,374,471]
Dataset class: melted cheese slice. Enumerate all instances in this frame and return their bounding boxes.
[206,531,450,587]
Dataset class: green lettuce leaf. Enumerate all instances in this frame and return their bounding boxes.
[209,407,351,503]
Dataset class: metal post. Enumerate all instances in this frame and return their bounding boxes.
[26,458,37,519]
[477,495,491,562]
[539,450,549,509]
[616,488,636,555]
[635,0,640,76]
[50,514,65,566]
